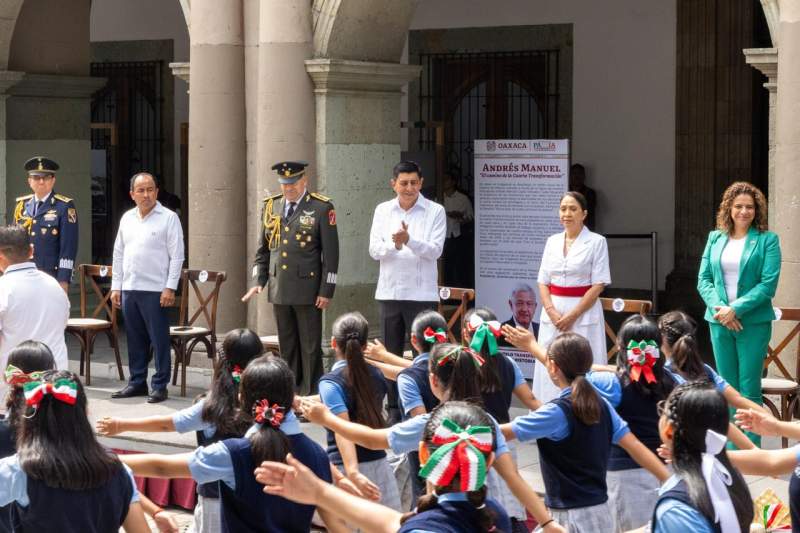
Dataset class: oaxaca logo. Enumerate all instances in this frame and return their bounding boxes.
[533,141,556,151]
[497,141,527,149]
[486,140,496,152]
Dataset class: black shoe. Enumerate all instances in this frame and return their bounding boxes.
[111,384,148,399]
[147,388,168,404]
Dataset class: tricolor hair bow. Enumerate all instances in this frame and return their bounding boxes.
[437,346,485,368]
[23,377,78,409]
[423,327,447,344]
[467,315,501,356]
[231,364,243,384]
[419,418,493,492]
[253,399,285,428]
[4,365,44,387]
[626,340,660,384]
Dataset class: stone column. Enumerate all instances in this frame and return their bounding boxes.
[187,0,246,332]
[305,59,421,338]
[0,70,23,221]
[743,48,778,226]
[773,0,800,312]
[249,0,317,334]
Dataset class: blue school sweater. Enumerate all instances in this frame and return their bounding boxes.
[398,493,511,533]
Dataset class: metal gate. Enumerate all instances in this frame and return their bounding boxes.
[90,60,164,263]
[416,50,560,195]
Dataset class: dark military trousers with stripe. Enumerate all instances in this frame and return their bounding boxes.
[273,303,323,395]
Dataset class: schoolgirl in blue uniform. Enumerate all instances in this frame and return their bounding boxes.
[0,369,148,532]
[302,343,565,531]
[255,401,512,533]
[97,328,264,533]
[652,382,753,532]
[463,307,540,530]
[120,355,342,533]
[319,312,401,510]
[500,332,669,533]
[657,310,767,445]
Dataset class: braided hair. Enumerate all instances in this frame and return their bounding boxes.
[661,382,753,530]
[658,311,707,380]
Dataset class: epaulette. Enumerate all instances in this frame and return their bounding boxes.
[263,193,282,203]
[15,194,33,202]
[310,192,331,203]
[54,194,73,203]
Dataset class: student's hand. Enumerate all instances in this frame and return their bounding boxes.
[299,398,331,424]
[656,444,672,464]
[364,339,389,361]
[335,474,369,500]
[96,416,121,436]
[735,408,779,436]
[153,510,179,533]
[500,324,536,352]
[256,454,324,505]
[554,311,578,331]
[347,471,382,502]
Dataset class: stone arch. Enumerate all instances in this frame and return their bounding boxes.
[312,0,419,62]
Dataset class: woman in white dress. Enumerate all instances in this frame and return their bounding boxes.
[532,191,611,403]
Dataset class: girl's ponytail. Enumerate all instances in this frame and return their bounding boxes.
[411,310,448,353]
[548,333,601,425]
[203,328,264,436]
[240,355,295,465]
[658,311,706,379]
[333,312,384,429]
[430,344,484,403]
[463,307,503,394]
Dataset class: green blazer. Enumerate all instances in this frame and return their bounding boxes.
[697,227,781,324]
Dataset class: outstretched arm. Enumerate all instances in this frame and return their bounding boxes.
[119,453,193,479]
[493,454,565,532]
[729,446,800,477]
[617,433,670,482]
[97,415,176,436]
[301,398,391,450]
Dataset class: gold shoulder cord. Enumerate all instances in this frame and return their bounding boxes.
[13,201,32,231]
[263,198,281,249]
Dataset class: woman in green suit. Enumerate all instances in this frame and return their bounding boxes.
[698,181,781,445]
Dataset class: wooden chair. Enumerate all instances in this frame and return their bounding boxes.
[437,287,476,343]
[761,307,800,448]
[65,264,125,386]
[600,297,653,362]
[260,335,281,357]
[169,269,226,396]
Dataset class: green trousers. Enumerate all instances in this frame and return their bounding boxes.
[710,321,771,447]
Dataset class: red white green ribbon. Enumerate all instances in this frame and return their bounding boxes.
[423,327,447,344]
[419,418,493,492]
[253,399,285,427]
[467,315,501,356]
[23,378,78,409]
[436,346,485,368]
[626,340,660,384]
[4,365,44,386]
[231,365,243,384]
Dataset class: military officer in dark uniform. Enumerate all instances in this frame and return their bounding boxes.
[12,156,78,291]
[242,161,339,395]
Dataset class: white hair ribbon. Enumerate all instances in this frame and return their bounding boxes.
[701,429,738,533]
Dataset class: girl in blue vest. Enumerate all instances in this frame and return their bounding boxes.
[652,382,753,532]
[97,328,265,533]
[657,311,768,445]
[120,355,344,533]
[500,332,669,533]
[463,307,540,531]
[255,401,512,533]
[319,311,400,510]
[0,369,149,532]
[302,343,566,532]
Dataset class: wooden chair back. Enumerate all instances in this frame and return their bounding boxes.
[763,308,800,381]
[600,297,653,361]
[76,264,116,323]
[176,269,226,343]
[437,287,476,343]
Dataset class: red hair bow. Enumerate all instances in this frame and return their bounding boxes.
[253,399,285,428]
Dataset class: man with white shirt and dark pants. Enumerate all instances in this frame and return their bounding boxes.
[110,172,184,403]
[369,161,446,423]
[0,225,69,398]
